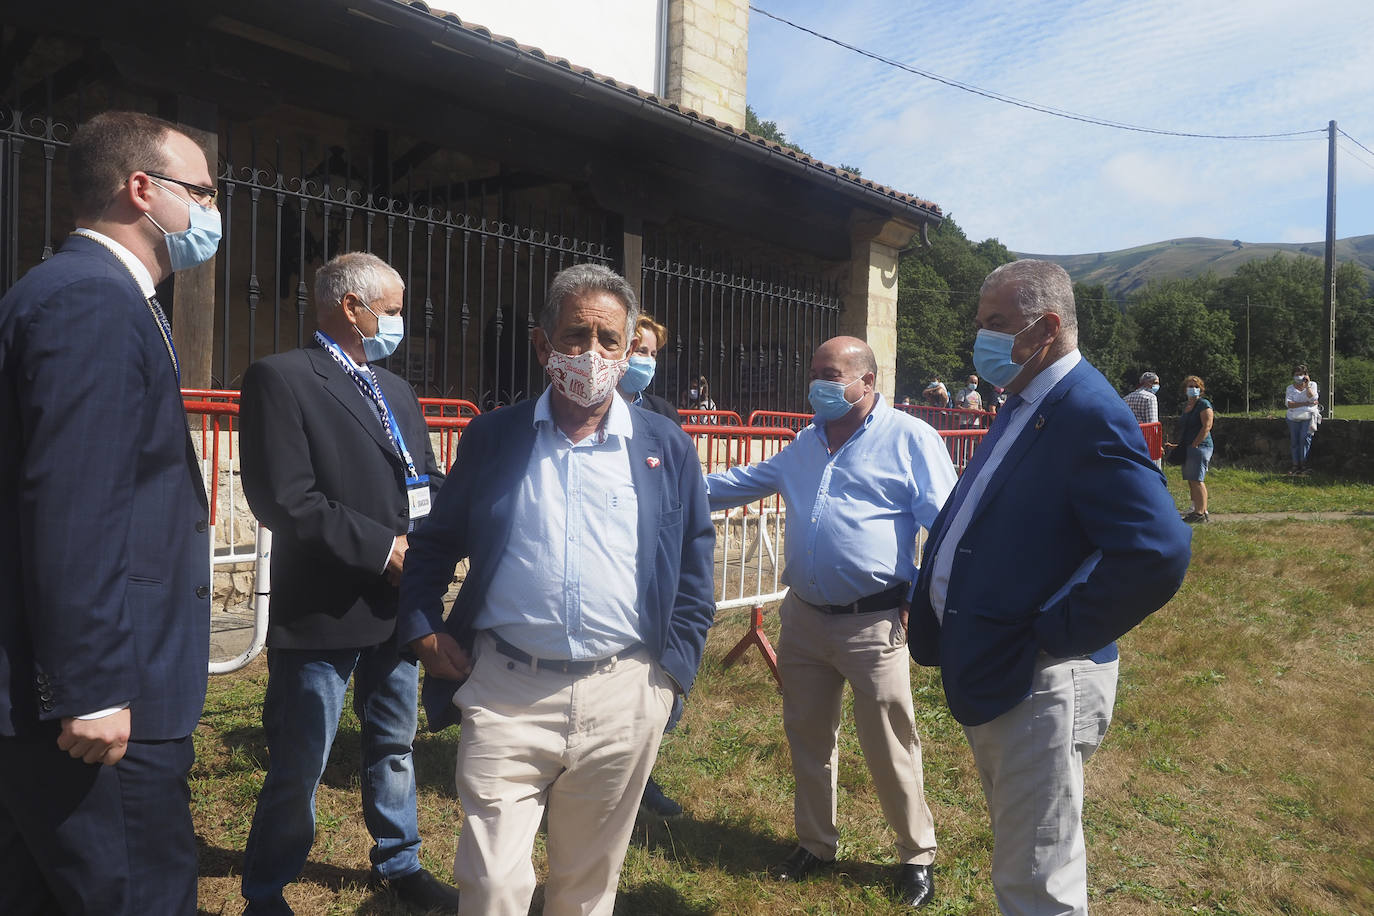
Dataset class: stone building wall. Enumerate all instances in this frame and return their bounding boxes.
[664,0,749,130]
[1210,416,1372,480]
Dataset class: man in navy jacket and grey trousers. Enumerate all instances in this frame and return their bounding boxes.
[397,263,716,916]
[910,260,1191,915]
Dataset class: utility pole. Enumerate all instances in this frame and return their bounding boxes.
[1245,296,1250,416]
[1322,120,1337,418]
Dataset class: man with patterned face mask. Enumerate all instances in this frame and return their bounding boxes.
[398,263,715,915]
[703,336,956,909]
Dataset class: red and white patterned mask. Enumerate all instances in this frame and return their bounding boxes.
[545,348,627,407]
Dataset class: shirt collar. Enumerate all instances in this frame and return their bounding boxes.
[72,228,156,297]
[1017,350,1081,409]
[533,387,636,442]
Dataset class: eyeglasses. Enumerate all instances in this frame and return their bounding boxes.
[144,170,218,207]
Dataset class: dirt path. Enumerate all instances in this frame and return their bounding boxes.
[1196,511,1373,522]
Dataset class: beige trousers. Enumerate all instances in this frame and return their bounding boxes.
[452,633,675,916]
[779,592,938,865]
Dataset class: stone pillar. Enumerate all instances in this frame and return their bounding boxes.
[840,216,922,400]
[664,0,748,130]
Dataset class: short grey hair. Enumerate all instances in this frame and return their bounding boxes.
[315,251,404,317]
[980,259,1078,348]
[1140,371,1159,384]
[541,263,638,342]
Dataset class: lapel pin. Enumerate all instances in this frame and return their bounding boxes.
[1035,415,1046,430]
[646,456,661,469]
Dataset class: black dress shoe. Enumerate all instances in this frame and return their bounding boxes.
[369,868,461,912]
[895,863,935,908]
[769,846,833,881]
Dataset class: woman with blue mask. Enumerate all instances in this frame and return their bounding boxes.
[1165,375,1214,522]
[615,313,684,818]
[617,314,681,425]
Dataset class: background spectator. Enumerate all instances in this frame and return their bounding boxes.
[1284,364,1320,476]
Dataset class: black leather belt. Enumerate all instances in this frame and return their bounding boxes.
[817,584,908,615]
[492,634,623,675]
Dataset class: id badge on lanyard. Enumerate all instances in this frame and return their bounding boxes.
[406,475,432,522]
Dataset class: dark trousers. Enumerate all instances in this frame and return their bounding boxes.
[0,730,197,915]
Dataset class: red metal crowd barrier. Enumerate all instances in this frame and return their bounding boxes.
[682,423,796,475]
[746,409,813,431]
[417,397,481,420]
[937,428,986,475]
[679,408,743,426]
[1139,420,1163,461]
[895,402,995,430]
[183,399,239,525]
[418,398,481,472]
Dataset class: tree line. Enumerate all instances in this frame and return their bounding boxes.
[897,218,1374,412]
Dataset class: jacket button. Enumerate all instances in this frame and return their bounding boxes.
[196,585,210,599]
[196,519,208,533]
[41,701,54,711]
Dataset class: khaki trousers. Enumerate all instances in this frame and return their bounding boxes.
[452,633,675,916]
[779,592,938,865]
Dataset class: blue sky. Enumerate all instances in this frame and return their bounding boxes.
[745,1,1374,255]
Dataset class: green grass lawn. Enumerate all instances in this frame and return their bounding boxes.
[1163,466,1374,515]
[1218,404,1374,421]
[192,517,1374,915]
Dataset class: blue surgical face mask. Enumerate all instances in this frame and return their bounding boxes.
[1186,386,1201,399]
[1150,384,1160,394]
[620,354,656,393]
[808,377,860,421]
[357,300,405,360]
[145,179,222,271]
[972,316,1042,389]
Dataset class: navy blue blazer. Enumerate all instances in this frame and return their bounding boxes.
[396,398,716,731]
[239,345,445,649]
[910,359,1191,726]
[0,235,211,739]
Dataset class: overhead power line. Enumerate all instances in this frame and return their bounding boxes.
[750,5,1328,141]
[1338,127,1374,159]
[1338,142,1374,175]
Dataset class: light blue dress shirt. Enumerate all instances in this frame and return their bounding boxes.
[929,350,1084,622]
[705,394,956,607]
[475,389,641,660]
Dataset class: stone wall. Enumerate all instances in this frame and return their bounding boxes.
[664,0,748,130]
[1210,416,1372,480]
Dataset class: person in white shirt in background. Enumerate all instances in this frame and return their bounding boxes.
[1284,363,1320,476]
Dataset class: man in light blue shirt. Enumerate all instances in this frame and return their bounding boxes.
[705,336,956,909]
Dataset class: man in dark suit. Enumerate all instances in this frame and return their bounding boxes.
[0,110,218,914]
[237,251,456,914]
[397,263,716,915]
[910,259,1191,914]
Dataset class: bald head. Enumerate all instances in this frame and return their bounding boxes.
[814,336,878,378]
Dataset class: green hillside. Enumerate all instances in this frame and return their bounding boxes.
[1020,235,1374,299]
